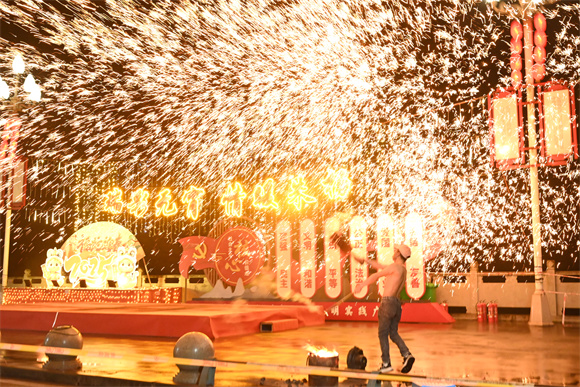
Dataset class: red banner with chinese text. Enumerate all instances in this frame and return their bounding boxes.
[299,219,316,298]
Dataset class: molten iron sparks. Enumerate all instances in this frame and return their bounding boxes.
[305,344,339,358]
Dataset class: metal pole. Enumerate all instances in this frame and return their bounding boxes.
[523,16,553,326]
[2,209,12,288]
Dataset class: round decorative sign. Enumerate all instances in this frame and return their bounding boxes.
[214,227,265,286]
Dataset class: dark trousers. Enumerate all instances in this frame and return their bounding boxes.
[378,296,411,364]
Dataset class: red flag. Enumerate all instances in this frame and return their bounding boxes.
[178,236,217,277]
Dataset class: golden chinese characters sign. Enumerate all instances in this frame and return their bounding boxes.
[44,222,145,289]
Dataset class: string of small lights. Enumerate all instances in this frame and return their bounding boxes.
[1,287,181,305]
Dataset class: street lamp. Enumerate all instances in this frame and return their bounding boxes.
[488,0,576,326]
[0,53,41,290]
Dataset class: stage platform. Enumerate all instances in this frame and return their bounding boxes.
[0,302,325,339]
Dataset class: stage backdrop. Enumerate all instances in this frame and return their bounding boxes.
[41,222,145,289]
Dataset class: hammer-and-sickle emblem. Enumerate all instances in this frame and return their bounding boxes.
[192,243,207,260]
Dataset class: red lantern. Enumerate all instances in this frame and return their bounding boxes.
[510,54,522,71]
[533,46,546,64]
[511,69,523,86]
[533,13,546,32]
[531,63,545,81]
[510,38,523,54]
[534,30,547,48]
[510,20,523,40]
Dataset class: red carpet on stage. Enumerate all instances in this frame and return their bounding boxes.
[0,302,325,339]
[401,302,455,323]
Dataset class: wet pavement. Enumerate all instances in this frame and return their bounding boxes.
[1,317,579,387]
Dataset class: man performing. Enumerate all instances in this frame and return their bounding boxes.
[332,233,415,374]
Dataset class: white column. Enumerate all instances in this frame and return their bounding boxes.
[2,209,11,288]
[524,16,552,325]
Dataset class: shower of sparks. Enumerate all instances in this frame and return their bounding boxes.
[0,0,578,274]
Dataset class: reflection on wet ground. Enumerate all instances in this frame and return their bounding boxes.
[1,319,579,386]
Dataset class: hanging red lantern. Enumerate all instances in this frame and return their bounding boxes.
[511,69,523,86]
[510,54,523,71]
[531,63,545,81]
[510,20,523,40]
[533,46,546,64]
[533,13,547,32]
[509,19,523,88]
[510,38,523,54]
[534,30,547,48]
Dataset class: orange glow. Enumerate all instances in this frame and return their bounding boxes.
[511,69,522,86]
[534,31,547,48]
[510,20,523,41]
[510,38,522,54]
[181,186,205,220]
[532,46,546,64]
[304,344,338,358]
[533,13,546,32]
[251,178,279,210]
[510,54,522,71]
[287,176,317,210]
[321,168,352,201]
[154,188,178,217]
[126,188,150,218]
[220,182,247,217]
[103,188,123,214]
[531,63,545,82]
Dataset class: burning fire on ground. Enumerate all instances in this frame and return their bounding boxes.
[304,344,339,358]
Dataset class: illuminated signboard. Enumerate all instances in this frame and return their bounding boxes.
[321,168,352,201]
[43,222,145,289]
[100,172,355,218]
[405,212,425,300]
[324,215,342,299]
[126,188,150,218]
[299,218,316,298]
[155,188,178,217]
[103,187,123,214]
[220,182,247,217]
[181,186,205,220]
[350,215,368,299]
[252,178,279,210]
[214,227,265,286]
[276,220,292,298]
[376,213,395,297]
[287,176,317,210]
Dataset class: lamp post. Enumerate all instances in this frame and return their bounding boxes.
[489,0,557,326]
[0,53,41,290]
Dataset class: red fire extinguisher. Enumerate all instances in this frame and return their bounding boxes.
[488,301,498,323]
[477,301,487,322]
